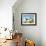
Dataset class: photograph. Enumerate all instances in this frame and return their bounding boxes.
[21,13,37,25]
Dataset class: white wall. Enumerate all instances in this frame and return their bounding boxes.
[0,0,17,30]
[13,0,41,46]
[41,0,46,46]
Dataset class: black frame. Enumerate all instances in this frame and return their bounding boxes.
[21,13,37,26]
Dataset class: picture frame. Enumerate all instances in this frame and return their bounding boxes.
[21,13,37,26]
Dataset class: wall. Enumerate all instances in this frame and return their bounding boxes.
[13,0,41,46]
[41,0,46,46]
[0,0,17,30]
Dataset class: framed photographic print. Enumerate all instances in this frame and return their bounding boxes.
[21,13,37,26]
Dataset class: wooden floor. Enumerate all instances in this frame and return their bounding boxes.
[0,39,16,46]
